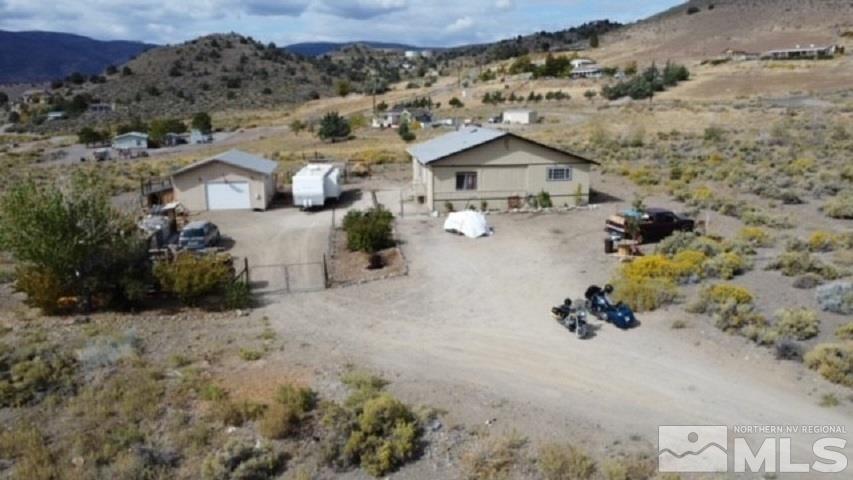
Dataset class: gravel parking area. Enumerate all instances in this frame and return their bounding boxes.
[246,208,851,457]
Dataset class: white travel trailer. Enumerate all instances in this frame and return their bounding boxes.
[292,164,342,209]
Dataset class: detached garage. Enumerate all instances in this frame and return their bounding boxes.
[171,149,278,211]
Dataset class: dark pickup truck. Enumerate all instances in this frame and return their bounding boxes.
[605,208,695,243]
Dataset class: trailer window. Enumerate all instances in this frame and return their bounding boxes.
[456,172,478,191]
[547,166,572,181]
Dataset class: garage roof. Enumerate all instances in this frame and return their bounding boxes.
[173,149,278,176]
[407,127,597,165]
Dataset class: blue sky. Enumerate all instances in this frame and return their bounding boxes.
[0,0,684,46]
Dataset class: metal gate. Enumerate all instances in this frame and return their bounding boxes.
[249,258,328,295]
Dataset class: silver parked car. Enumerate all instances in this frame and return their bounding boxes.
[178,221,221,251]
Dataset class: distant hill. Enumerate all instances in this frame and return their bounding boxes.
[597,0,852,64]
[285,41,432,57]
[0,30,153,84]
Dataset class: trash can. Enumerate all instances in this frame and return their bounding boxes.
[604,237,615,254]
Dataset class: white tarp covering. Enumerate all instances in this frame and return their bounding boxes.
[444,211,491,238]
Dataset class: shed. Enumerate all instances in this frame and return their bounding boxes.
[502,109,538,125]
[408,127,597,211]
[171,149,278,211]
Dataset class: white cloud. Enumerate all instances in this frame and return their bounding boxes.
[0,0,685,46]
[445,16,474,33]
[314,0,407,19]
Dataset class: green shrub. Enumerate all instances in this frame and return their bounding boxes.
[212,399,265,427]
[0,425,57,480]
[239,348,263,361]
[689,284,765,332]
[804,342,853,387]
[656,232,723,257]
[774,308,820,340]
[819,393,840,407]
[202,438,284,480]
[260,384,317,439]
[737,227,774,248]
[537,190,553,208]
[461,432,526,480]
[538,443,596,480]
[223,280,252,310]
[320,371,420,477]
[836,322,853,340]
[0,338,76,407]
[344,393,419,476]
[342,207,395,254]
[823,192,853,219]
[611,277,679,312]
[13,265,70,315]
[808,231,840,252]
[154,253,232,306]
[766,251,839,280]
[703,252,749,280]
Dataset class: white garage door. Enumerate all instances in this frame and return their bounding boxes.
[206,182,251,210]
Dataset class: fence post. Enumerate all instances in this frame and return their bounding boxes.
[244,257,250,285]
[322,254,329,288]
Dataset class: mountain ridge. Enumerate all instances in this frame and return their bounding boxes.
[0,30,154,84]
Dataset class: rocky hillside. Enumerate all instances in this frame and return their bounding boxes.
[598,0,853,64]
[46,33,357,122]
[0,30,152,84]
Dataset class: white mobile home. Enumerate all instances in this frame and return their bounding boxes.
[292,164,342,209]
[112,132,149,151]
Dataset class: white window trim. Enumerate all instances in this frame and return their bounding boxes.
[547,166,572,182]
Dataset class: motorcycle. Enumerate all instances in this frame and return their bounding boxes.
[551,299,590,339]
[584,285,637,330]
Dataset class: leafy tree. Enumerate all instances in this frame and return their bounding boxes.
[590,31,600,48]
[67,72,86,85]
[0,173,149,313]
[398,121,416,143]
[343,207,394,253]
[317,112,351,141]
[449,97,464,108]
[121,66,133,76]
[116,117,148,135]
[191,112,212,133]
[78,127,109,146]
[376,101,389,112]
[8,111,20,123]
[148,118,187,144]
[508,55,535,75]
[105,65,118,75]
[584,90,597,101]
[0,91,7,105]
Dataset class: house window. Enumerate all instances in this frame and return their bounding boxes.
[547,166,572,181]
[455,172,478,191]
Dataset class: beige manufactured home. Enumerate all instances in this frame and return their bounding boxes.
[408,127,597,211]
[171,150,277,211]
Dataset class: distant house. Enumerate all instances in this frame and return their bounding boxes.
[408,127,597,211]
[571,58,595,69]
[112,132,149,153]
[571,64,603,79]
[372,108,433,129]
[163,133,186,147]
[761,44,842,60]
[88,103,114,114]
[190,129,214,144]
[20,89,49,105]
[171,149,277,211]
[46,111,66,121]
[502,109,538,125]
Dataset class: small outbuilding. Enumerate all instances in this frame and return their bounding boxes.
[171,149,278,211]
[502,109,538,125]
[408,127,597,211]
